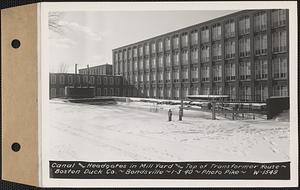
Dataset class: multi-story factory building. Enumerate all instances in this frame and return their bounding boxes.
[112,9,289,102]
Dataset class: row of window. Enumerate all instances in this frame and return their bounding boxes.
[114,30,287,74]
[130,84,288,101]
[115,10,287,61]
[50,88,120,97]
[79,67,111,75]
[121,57,287,85]
[50,75,121,85]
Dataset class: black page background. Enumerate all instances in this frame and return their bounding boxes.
[0,0,298,189]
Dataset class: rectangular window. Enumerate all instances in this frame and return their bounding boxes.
[139,59,143,70]
[255,84,268,102]
[240,86,251,101]
[158,71,163,83]
[116,77,120,85]
[59,75,65,85]
[202,86,210,95]
[134,74,138,84]
[191,48,199,63]
[109,77,114,85]
[50,75,56,84]
[225,40,235,59]
[225,62,236,81]
[213,86,223,95]
[181,69,188,82]
[173,36,179,49]
[272,9,287,28]
[165,71,171,83]
[255,34,267,55]
[146,73,150,82]
[158,40,163,52]
[139,46,143,56]
[174,52,179,66]
[165,38,171,50]
[151,72,156,83]
[201,65,210,82]
[173,88,179,99]
[225,19,235,38]
[139,74,143,82]
[191,86,199,95]
[201,45,210,62]
[134,60,138,71]
[115,88,119,96]
[255,59,268,79]
[191,67,198,82]
[239,61,251,80]
[96,88,101,96]
[166,87,171,98]
[67,75,73,85]
[201,27,209,43]
[173,70,179,82]
[83,75,88,84]
[191,30,198,45]
[123,50,127,60]
[133,48,138,57]
[145,58,150,69]
[212,43,222,60]
[151,43,156,53]
[254,12,267,32]
[182,87,188,98]
[212,23,221,41]
[145,44,150,55]
[50,88,56,97]
[239,37,250,57]
[90,76,95,85]
[114,53,118,62]
[158,55,163,68]
[182,50,188,64]
[165,54,171,67]
[151,57,156,69]
[152,87,157,98]
[273,85,288,96]
[272,57,287,79]
[272,30,287,53]
[239,16,250,35]
[226,85,236,101]
[181,33,188,47]
[158,87,164,98]
[213,64,222,81]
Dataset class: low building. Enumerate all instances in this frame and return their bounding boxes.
[49,73,123,99]
[79,64,113,76]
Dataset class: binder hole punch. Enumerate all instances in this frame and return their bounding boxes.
[11,39,21,48]
[11,142,21,152]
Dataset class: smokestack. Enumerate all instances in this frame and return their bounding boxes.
[75,64,77,74]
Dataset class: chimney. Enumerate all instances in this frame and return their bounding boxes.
[75,64,77,74]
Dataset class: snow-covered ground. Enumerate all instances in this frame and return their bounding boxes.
[48,100,290,162]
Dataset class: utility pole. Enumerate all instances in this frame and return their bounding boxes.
[74,63,77,88]
[87,64,90,88]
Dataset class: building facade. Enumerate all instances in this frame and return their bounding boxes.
[112,9,289,102]
[49,73,123,98]
[79,64,113,76]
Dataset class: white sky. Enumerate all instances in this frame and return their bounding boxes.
[49,10,238,73]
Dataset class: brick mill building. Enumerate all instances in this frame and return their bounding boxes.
[112,9,289,102]
[49,64,123,98]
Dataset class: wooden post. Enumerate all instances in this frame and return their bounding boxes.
[212,100,216,120]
